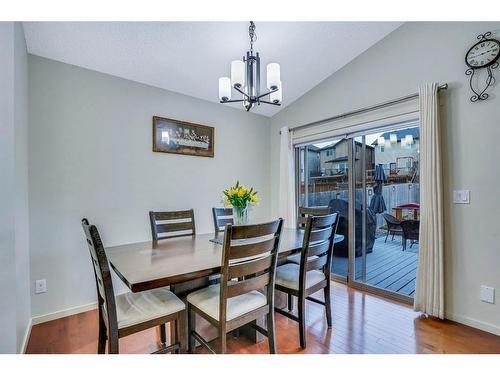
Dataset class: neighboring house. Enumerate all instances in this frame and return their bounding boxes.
[300,139,375,182]
[321,139,374,180]
[372,127,420,180]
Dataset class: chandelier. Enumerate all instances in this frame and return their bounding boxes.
[218,21,282,112]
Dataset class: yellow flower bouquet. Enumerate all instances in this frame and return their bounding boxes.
[223,181,259,224]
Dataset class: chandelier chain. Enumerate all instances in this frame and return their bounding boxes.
[249,21,257,54]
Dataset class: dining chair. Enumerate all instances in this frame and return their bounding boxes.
[212,207,233,235]
[296,206,332,229]
[274,213,339,349]
[81,218,184,354]
[400,220,420,251]
[149,209,210,296]
[287,206,332,265]
[186,218,284,354]
[149,209,196,247]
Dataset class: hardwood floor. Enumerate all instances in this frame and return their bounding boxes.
[26,282,500,354]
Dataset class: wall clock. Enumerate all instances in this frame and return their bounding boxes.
[465,32,500,102]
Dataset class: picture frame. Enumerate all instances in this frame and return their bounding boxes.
[152,116,215,158]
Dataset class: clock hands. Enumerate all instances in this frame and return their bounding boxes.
[469,48,498,59]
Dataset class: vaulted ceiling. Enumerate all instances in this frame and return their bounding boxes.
[23,22,402,117]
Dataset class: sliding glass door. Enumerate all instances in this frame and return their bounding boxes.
[296,137,349,281]
[351,123,420,301]
[295,121,421,301]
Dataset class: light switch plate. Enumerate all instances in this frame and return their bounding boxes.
[480,285,495,304]
[453,190,470,204]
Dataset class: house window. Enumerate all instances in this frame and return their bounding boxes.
[326,149,333,157]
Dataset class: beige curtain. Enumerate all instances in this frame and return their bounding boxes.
[414,83,444,319]
[279,127,297,228]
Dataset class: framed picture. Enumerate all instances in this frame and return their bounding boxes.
[152,116,215,158]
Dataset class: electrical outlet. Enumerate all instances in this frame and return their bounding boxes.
[35,279,47,294]
[480,285,495,304]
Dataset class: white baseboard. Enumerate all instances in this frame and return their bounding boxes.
[446,312,500,336]
[20,318,33,354]
[31,302,97,325]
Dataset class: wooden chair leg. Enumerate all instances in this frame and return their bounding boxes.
[98,322,107,354]
[167,320,178,351]
[108,332,119,354]
[218,328,227,354]
[324,284,332,328]
[298,295,306,349]
[187,305,196,354]
[267,311,276,354]
[174,319,180,354]
[385,231,389,242]
[392,232,395,241]
[288,293,293,311]
[97,308,107,354]
[160,324,167,344]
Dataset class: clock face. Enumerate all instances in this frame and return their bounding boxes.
[466,39,500,69]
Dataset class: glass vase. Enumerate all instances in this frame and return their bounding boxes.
[233,205,249,225]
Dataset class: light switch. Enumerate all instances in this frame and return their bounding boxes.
[480,285,495,304]
[453,190,470,204]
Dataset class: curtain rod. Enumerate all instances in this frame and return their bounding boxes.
[282,83,448,134]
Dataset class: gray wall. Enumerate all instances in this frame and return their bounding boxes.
[270,22,500,334]
[14,22,31,353]
[28,55,272,318]
[0,22,31,353]
[0,22,17,354]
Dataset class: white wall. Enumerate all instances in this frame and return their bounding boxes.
[0,22,31,353]
[28,55,272,318]
[270,22,500,334]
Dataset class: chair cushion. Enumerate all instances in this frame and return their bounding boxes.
[115,288,185,329]
[186,284,267,322]
[286,253,318,264]
[275,263,326,290]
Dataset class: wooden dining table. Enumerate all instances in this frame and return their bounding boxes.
[105,228,344,348]
[106,228,344,293]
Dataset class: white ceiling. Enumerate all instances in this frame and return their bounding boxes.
[23,22,402,117]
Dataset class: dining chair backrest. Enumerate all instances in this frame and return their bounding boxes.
[297,206,332,229]
[149,209,196,247]
[400,220,420,241]
[81,218,118,333]
[219,219,284,323]
[299,213,339,286]
[212,207,234,235]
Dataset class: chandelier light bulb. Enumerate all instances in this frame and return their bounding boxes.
[270,82,282,104]
[267,63,281,90]
[405,134,414,145]
[218,77,231,101]
[390,133,397,144]
[377,136,385,147]
[231,60,245,88]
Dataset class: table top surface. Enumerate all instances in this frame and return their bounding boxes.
[106,228,344,293]
[394,203,420,209]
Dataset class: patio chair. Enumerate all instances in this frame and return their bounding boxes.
[382,213,403,243]
[400,220,420,251]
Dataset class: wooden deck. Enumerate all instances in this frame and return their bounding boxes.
[332,236,419,298]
